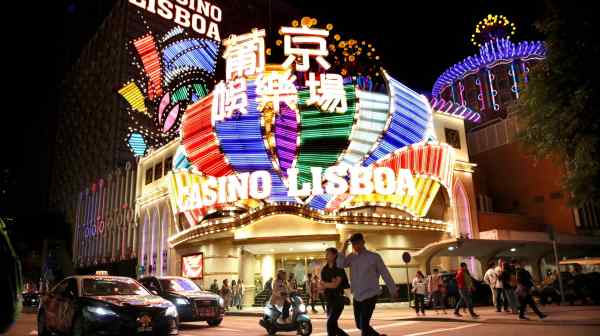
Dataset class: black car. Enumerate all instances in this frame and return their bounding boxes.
[139,276,225,326]
[37,275,178,335]
[22,291,40,311]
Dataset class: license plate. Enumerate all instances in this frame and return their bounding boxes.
[197,307,215,316]
[137,315,153,332]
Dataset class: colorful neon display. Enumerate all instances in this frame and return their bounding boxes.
[432,38,545,98]
[118,25,219,156]
[471,14,516,48]
[429,97,481,123]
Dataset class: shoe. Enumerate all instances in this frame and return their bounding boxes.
[454,312,462,317]
[470,313,479,318]
[518,316,529,320]
[539,314,547,319]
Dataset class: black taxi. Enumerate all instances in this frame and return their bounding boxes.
[37,273,178,335]
[139,276,225,326]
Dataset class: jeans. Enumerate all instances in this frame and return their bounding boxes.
[489,285,497,307]
[353,296,379,336]
[519,293,544,318]
[327,296,349,336]
[455,288,475,315]
[414,293,425,314]
[495,288,509,311]
[430,290,445,310]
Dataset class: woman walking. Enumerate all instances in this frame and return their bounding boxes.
[220,279,232,311]
[237,280,245,310]
[427,268,447,314]
[231,280,239,310]
[412,271,427,316]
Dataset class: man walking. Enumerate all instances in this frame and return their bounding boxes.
[495,259,509,312]
[483,261,498,308]
[515,260,547,320]
[454,262,479,318]
[338,233,398,336]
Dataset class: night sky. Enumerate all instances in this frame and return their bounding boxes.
[5,0,546,225]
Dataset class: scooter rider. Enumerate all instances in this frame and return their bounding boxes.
[271,270,292,323]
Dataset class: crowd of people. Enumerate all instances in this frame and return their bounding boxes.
[209,278,245,311]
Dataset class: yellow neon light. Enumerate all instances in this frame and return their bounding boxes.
[118,81,148,115]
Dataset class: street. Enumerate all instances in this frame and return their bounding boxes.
[6,306,600,336]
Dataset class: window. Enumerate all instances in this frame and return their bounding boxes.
[154,162,163,180]
[444,128,461,149]
[145,167,153,185]
[82,278,150,296]
[164,156,173,173]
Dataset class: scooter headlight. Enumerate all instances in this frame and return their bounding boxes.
[218,297,225,307]
[298,303,306,313]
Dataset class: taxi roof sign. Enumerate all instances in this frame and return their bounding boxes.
[95,271,109,276]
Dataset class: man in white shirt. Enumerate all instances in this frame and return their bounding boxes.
[483,261,498,308]
[338,233,398,336]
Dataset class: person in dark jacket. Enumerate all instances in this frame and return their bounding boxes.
[320,247,349,336]
[515,261,547,320]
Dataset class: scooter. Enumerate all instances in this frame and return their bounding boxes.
[259,292,312,335]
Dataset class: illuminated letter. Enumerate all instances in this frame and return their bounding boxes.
[226,173,249,202]
[196,0,209,16]
[210,5,222,21]
[206,21,220,41]
[129,0,147,9]
[217,176,228,203]
[349,166,373,195]
[174,6,191,28]
[324,166,348,195]
[201,176,218,207]
[396,169,416,196]
[287,168,311,197]
[249,171,271,200]
[191,14,206,34]
[175,0,188,5]
[147,0,157,13]
[373,167,395,195]
[157,0,174,19]
[311,167,324,195]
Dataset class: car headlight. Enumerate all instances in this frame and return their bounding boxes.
[298,303,306,313]
[86,306,118,317]
[175,298,189,305]
[166,304,178,318]
[218,297,224,307]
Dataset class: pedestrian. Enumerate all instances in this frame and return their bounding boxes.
[220,279,232,311]
[427,268,447,314]
[338,233,398,336]
[231,280,239,309]
[308,274,319,313]
[209,279,219,294]
[316,275,327,312]
[501,260,518,313]
[515,260,547,320]
[454,262,479,318]
[271,270,291,323]
[412,271,427,316]
[483,261,498,308]
[238,280,245,310]
[289,273,299,293]
[320,247,350,336]
[495,259,509,312]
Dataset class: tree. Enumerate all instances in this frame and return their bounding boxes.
[511,0,599,206]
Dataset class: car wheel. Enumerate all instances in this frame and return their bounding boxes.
[72,315,86,336]
[37,311,50,336]
[207,318,222,327]
[297,320,312,336]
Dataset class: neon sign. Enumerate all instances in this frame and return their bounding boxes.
[167,25,454,225]
[129,0,222,41]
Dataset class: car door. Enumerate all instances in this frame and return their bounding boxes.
[44,280,69,330]
[55,278,78,333]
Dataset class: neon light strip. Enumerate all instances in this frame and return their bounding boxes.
[295,84,357,184]
[433,38,545,97]
[274,102,298,175]
[510,62,519,99]
[429,97,481,123]
[475,76,486,111]
[118,81,148,115]
[173,145,192,169]
[214,80,294,202]
[338,89,390,169]
[181,94,234,177]
[486,68,499,111]
[162,38,218,87]
[133,34,163,101]
[362,72,431,167]
[458,80,465,106]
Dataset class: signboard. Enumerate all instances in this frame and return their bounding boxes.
[181,253,204,279]
[402,252,411,264]
[164,25,456,226]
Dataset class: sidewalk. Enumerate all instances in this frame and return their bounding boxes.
[226,304,600,325]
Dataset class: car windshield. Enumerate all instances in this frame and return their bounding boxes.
[160,278,200,292]
[83,278,150,296]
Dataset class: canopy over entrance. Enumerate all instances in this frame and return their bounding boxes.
[414,229,600,274]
